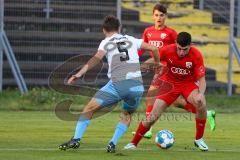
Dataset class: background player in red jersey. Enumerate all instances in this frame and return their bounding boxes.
[125,32,209,151]
[135,4,215,138]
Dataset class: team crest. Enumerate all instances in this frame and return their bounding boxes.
[186,62,192,68]
[160,33,167,39]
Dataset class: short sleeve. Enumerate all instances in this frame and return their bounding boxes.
[125,35,143,50]
[98,40,106,52]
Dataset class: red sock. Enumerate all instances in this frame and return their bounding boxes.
[131,122,150,146]
[184,103,196,114]
[146,105,153,118]
[195,118,206,140]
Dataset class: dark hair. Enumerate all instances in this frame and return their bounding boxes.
[177,32,192,47]
[102,15,120,32]
[153,4,167,14]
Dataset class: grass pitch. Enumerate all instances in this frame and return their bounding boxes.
[0,111,240,160]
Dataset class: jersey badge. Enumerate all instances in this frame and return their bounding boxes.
[160,33,167,39]
[186,62,192,68]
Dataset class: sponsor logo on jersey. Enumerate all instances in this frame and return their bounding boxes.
[186,62,192,68]
[149,40,164,48]
[171,67,190,75]
[160,33,167,39]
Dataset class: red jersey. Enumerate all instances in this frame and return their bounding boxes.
[138,26,177,57]
[160,44,205,82]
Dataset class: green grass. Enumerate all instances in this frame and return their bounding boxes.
[0,111,240,160]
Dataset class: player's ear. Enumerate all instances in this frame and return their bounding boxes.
[118,26,121,33]
[103,28,106,35]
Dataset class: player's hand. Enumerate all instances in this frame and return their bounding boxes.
[152,62,164,74]
[67,74,81,84]
[140,63,150,72]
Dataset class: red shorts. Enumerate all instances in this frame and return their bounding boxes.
[151,74,174,96]
[155,79,199,105]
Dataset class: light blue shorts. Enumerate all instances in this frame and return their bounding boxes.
[95,79,144,112]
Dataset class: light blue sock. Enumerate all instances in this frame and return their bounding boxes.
[110,122,128,145]
[73,118,90,139]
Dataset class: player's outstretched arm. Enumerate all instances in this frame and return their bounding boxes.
[140,42,159,63]
[67,50,105,84]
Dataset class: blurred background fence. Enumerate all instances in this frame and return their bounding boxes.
[0,0,240,94]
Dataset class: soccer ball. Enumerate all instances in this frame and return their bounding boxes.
[155,130,174,149]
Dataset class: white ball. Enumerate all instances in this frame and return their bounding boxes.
[155,130,174,149]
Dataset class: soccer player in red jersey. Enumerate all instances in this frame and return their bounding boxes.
[126,32,209,151]
[138,4,177,57]
[135,4,215,138]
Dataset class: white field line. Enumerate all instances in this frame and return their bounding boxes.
[0,148,239,152]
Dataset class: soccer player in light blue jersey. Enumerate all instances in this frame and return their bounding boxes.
[58,15,160,153]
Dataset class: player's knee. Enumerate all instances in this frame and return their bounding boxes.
[195,103,207,113]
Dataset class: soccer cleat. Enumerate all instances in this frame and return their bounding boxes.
[124,143,137,150]
[132,131,152,139]
[207,110,216,131]
[58,138,80,151]
[194,138,208,151]
[106,141,116,153]
[143,131,152,138]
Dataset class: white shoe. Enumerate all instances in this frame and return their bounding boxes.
[124,143,137,150]
[194,138,208,151]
